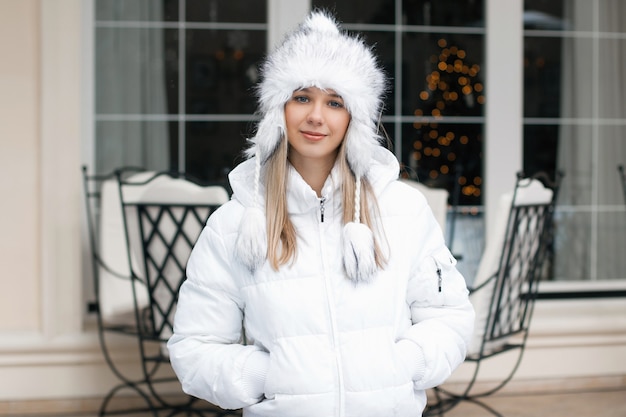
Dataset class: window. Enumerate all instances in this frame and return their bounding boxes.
[312,0,486,279]
[523,0,626,282]
[92,0,625,286]
[94,0,267,182]
[313,0,486,206]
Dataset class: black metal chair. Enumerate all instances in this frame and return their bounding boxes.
[424,171,562,417]
[82,166,238,416]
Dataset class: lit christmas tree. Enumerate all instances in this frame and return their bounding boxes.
[411,38,485,206]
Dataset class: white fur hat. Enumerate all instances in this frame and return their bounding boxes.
[236,10,387,282]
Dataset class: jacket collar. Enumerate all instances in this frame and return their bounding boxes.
[229,146,400,214]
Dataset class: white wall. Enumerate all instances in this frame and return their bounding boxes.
[0,0,111,400]
[447,297,626,385]
[0,0,41,333]
[268,0,310,48]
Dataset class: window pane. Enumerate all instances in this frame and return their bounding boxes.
[525,124,593,206]
[523,124,626,206]
[164,29,180,114]
[524,0,594,31]
[553,211,592,281]
[96,28,171,114]
[186,29,264,115]
[599,38,626,119]
[402,123,483,206]
[554,210,626,281]
[359,31,396,114]
[523,124,560,180]
[524,36,594,119]
[312,0,394,24]
[598,0,626,33]
[403,33,485,117]
[402,0,484,27]
[186,0,266,23]
[185,122,250,182]
[168,121,180,172]
[313,0,484,26]
[96,0,179,21]
[598,126,626,205]
[164,0,179,21]
[597,212,626,279]
[95,121,174,174]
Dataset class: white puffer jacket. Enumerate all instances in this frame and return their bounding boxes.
[168,147,475,417]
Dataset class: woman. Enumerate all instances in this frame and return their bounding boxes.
[168,10,475,417]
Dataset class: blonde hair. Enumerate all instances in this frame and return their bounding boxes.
[264,136,387,271]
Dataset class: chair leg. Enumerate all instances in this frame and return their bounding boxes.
[98,381,159,417]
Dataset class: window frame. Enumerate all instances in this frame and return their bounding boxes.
[86,0,626,298]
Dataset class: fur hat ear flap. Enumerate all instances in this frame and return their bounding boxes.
[342,176,377,283]
[238,108,282,274]
[245,107,285,162]
[344,118,376,178]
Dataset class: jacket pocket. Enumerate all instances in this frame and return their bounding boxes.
[412,246,463,307]
[431,246,457,293]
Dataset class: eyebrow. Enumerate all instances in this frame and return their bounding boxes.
[298,87,343,99]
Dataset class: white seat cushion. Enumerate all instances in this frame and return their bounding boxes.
[98,172,229,326]
[400,179,449,236]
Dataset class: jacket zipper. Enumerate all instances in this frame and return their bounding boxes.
[317,195,344,416]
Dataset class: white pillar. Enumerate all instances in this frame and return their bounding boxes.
[484,0,524,240]
[40,0,84,337]
[268,0,310,49]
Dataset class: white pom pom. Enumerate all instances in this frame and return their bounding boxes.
[235,206,267,273]
[342,222,377,283]
[303,11,340,35]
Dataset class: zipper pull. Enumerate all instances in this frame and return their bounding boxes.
[319,197,326,222]
[437,267,442,292]
[432,257,442,292]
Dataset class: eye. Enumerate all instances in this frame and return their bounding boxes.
[292,95,309,103]
[328,100,345,109]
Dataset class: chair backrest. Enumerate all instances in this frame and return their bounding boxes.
[467,172,560,357]
[97,171,158,324]
[117,171,229,341]
[400,179,449,235]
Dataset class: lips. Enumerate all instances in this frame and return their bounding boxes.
[301,130,326,141]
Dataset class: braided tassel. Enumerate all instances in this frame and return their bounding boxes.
[342,176,377,283]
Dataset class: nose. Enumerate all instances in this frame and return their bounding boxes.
[306,102,323,125]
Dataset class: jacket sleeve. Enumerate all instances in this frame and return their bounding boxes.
[167,215,269,409]
[399,204,476,390]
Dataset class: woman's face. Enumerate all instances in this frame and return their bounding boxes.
[284,87,350,169]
